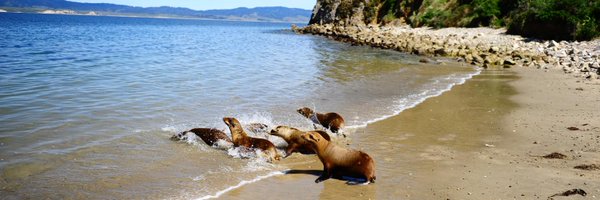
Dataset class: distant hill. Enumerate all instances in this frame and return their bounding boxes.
[0,0,312,23]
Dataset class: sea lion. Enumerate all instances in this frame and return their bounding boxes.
[269,125,331,156]
[302,131,376,184]
[170,128,232,146]
[297,107,345,133]
[223,117,281,161]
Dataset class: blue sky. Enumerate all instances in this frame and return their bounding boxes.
[71,0,316,10]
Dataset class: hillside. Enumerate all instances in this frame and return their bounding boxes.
[308,0,600,41]
[0,0,311,22]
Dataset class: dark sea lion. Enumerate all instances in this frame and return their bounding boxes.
[269,125,331,156]
[223,117,281,162]
[297,107,345,133]
[302,131,376,184]
[170,128,232,146]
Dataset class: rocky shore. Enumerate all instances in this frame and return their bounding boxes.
[294,24,600,80]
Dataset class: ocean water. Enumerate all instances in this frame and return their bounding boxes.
[0,13,478,199]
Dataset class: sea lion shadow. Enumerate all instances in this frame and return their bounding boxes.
[284,170,369,185]
[284,169,322,176]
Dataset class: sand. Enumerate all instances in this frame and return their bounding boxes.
[216,67,599,199]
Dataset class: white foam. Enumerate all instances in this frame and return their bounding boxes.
[212,139,233,150]
[227,146,258,159]
[346,69,481,129]
[236,112,275,127]
[192,175,205,181]
[243,157,275,172]
[161,125,178,133]
[226,147,279,166]
[195,170,286,200]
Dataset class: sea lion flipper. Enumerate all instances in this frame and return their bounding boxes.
[285,143,298,156]
[315,166,332,183]
[315,171,331,183]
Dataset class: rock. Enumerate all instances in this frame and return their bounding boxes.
[458,49,467,57]
[291,24,300,33]
[484,57,492,64]
[434,48,447,56]
[548,40,559,48]
[465,54,473,62]
[504,59,516,66]
[489,46,499,53]
[549,189,587,198]
[473,54,484,64]
[569,48,580,55]
[511,51,523,59]
[542,152,567,159]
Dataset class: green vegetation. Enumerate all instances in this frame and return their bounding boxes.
[507,0,600,41]
[319,0,599,40]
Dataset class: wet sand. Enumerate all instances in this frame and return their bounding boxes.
[217,68,600,199]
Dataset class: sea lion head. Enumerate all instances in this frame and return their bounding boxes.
[223,117,245,139]
[269,125,298,138]
[222,117,240,128]
[170,131,188,141]
[301,131,325,149]
[297,107,314,118]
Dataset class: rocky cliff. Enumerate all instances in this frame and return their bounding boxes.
[307,0,599,41]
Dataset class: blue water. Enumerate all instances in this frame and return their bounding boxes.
[0,13,477,199]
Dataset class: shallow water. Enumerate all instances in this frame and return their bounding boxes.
[218,70,519,200]
[0,13,478,199]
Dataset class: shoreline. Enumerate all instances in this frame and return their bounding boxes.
[216,67,599,200]
[214,24,600,199]
[294,24,600,81]
[0,10,306,24]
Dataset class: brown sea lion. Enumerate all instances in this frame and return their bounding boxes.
[297,107,345,133]
[302,131,376,184]
[269,125,331,156]
[223,117,281,161]
[170,128,232,146]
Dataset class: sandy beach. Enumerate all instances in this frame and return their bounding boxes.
[2,12,599,200]
[217,67,599,199]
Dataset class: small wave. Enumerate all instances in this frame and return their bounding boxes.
[195,170,286,200]
[161,125,179,133]
[27,50,56,55]
[346,68,481,129]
